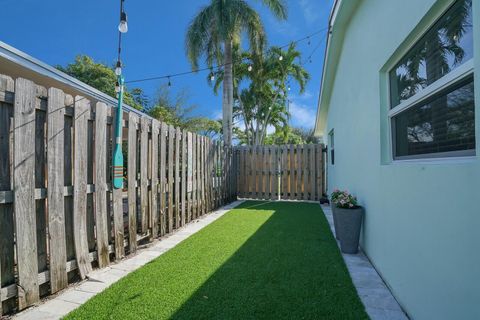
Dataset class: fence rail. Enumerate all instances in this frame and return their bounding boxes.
[235,144,324,201]
[0,74,236,315]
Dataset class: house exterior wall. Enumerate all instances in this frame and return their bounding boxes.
[323,0,480,319]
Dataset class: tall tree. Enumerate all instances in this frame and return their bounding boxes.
[185,0,287,146]
[212,43,310,145]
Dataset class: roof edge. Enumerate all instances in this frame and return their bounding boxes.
[0,40,147,117]
[313,0,361,138]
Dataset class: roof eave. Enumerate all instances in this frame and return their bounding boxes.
[313,0,361,139]
[0,40,147,117]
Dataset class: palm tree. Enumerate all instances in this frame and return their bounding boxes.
[211,43,310,145]
[185,0,287,146]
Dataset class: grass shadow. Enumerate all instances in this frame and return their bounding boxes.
[170,201,368,320]
[65,201,368,320]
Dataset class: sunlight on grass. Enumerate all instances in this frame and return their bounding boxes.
[65,201,368,320]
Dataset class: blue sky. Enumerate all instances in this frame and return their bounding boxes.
[0,0,332,129]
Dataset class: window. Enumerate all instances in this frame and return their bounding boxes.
[389,0,475,160]
[329,129,335,165]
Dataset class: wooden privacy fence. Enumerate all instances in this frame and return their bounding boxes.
[235,144,324,201]
[0,74,236,315]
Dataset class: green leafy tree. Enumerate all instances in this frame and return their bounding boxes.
[291,127,316,144]
[263,127,303,145]
[56,55,145,110]
[186,0,287,146]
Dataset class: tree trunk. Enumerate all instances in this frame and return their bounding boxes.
[223,41,234,146]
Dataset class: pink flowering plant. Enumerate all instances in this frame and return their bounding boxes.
[331,189,358,209]
[330,189,343,204]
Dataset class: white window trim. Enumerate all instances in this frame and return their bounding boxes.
[388,58,474,117]
[391,156,477,165]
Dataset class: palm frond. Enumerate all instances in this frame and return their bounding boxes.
[255,0,288,20]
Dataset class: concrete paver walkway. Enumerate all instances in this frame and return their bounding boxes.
[321,204,409,320]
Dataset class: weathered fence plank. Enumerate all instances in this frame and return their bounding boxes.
[192,133,197,219]
[167,125,174,231]
[47,88,68,292]
[14,78,39,308]
[151,121,160,237]
[303,145,309,200]
[34,87,48,291]
[310,145,315,200]
[64,96,76,267]
[316,144,323,200]
[140,117,149,233]
[0,75,15,314]
[128,113,138,252]
[94,102,109,268]
[187,132,193,223]
[174,127,180,228]
[159,122,167,236]
[73,95,92,279]
[181,129,187,226]
[201,136,206,214]
[289,145,295,200]
[86,118,95,254]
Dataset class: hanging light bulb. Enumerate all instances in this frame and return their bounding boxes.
[453,34,459,42]
[115,81,120,93]
[247,65,253,72]
[307,37,311,45]
[118,11,128,33]
[288,85,291,91]
[168,77,172,87]
[279,55,283,61]
[115,60,122,76]
[210,72,215,82]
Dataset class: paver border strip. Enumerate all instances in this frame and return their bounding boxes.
[320,204,409,320]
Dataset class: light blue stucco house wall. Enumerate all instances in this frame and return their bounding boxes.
[314,0,480,319]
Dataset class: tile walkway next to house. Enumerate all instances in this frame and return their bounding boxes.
[321,204,409,320]
[14,201,244,320]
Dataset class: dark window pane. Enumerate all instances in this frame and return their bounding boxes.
[393,78,475,158]
[389,0,473,108]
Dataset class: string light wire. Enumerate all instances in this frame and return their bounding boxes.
[125,27,329,84]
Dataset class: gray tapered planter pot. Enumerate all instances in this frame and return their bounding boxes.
[331,205,340,240]
[336,206,364,254]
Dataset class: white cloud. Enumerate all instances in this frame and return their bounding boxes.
[289,101,316,128]
[291,90,314,101]
[211,109,222,120]
[299,0,320,24]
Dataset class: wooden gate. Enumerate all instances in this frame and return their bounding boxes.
[235,144,325,201]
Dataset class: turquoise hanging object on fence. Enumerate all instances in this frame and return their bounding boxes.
[113,75,125,189]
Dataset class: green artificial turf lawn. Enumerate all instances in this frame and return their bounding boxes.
[65,201,369,320]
